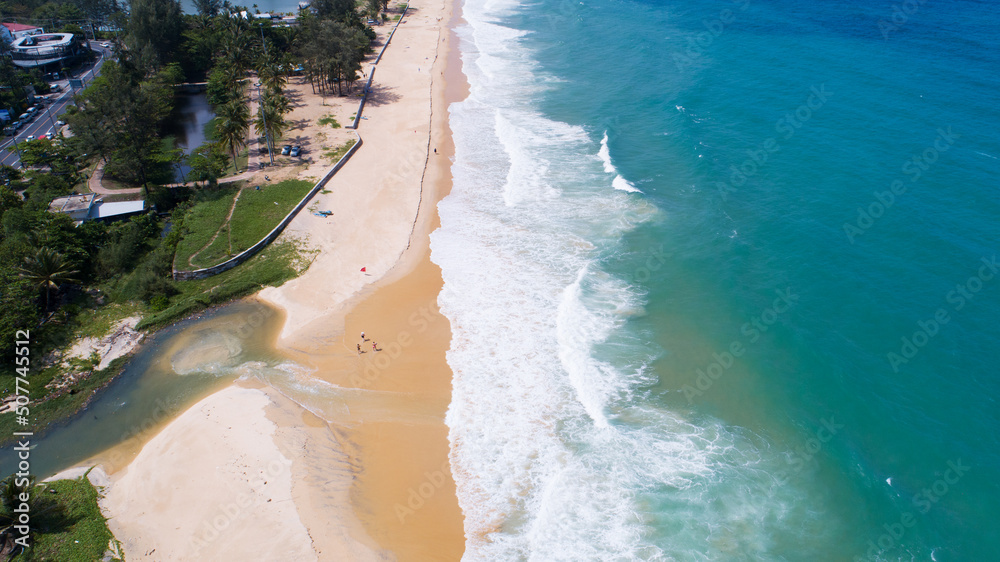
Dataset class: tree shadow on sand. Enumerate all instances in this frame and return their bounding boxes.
[364,84,401,107]
[285,89,306,109]
[286,117,313,132]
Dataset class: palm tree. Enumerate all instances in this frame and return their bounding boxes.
[219,16,254,74]
[254,89,291,156]
[365,0,381,21]
[216,99,250,173]
[18,247,79,313]
[193,0,222,17]
[256,43,288,93]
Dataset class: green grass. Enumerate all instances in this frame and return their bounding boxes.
[8,474,120,562]
[97,175,138,192]
[227,179,313,253]
[318,114,342,129]
[71,302,144,340]
[172,186,240,269]
[139,239,311,331]
[323,139,357,164]
[190,223,233,268]
[180,179,313,269]
[228,147,249,176]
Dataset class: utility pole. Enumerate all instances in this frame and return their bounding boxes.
[43,102,58,134]
[10,135,24,169]
[256,82,273,165]
[257,24,274,165]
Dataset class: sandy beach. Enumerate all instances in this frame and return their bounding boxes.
[93,0,466,559]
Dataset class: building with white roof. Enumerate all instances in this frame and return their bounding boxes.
[49,194,146,223]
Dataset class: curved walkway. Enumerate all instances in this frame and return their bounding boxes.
[87,161,142,195]
[86,131,262,195]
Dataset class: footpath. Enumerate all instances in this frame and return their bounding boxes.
[86,133,263,195]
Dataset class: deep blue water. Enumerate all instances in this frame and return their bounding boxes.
[435,0,1000,559]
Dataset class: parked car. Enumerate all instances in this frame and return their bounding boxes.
[26,136,34,141]
[290,146,302,157]
[55,120,65,127]
[281,144,292,155]
[49,83,61,92]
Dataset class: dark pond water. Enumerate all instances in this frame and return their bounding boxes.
[171,92,215,182]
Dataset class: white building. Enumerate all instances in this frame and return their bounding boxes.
[49,194,147,223]
[1,22,44,41]
[10,32,84,69]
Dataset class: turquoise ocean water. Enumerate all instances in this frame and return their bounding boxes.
[431,0,1000,559]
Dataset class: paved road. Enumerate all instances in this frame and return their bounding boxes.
[0,42,111,169]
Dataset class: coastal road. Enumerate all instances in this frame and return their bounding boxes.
[0,42,111,169]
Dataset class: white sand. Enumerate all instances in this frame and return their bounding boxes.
[258,0,448,353]
[95,0,461,559]
[100,386,319,561]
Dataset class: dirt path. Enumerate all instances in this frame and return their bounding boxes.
[187,187,245,268]
[87,104,263,195]
[87,161,143,195]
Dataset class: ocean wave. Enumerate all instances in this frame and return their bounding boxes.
[600,131,642,193]
[435,1,682,557]
[435,1,836,552]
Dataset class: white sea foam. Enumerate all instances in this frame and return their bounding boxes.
[612,175,641,193]
[599,131,642,193]
[598,131,615,173]
[432,1,818,559]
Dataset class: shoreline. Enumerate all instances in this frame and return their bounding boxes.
[334,2,469,550]
[90,0,466,558]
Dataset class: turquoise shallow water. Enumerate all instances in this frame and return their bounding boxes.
[435,0,1000,559]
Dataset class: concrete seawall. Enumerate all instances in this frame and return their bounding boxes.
[172,133,362,281]
[349,6,408,130]
[173,7,408,281]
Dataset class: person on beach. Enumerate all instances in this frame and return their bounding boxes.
[357,343,361,355]
[373,342,378,352]
[361,331,365,341]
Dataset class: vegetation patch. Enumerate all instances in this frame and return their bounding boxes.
[318,114,342,129]
[175,179,312,269]
[323,139,358,164]
[139,240,310,331]
[2,473,119,562]
[0,355,127,447]
[227,179,314,253]
[71,302,144,341]
[171,186,241,269]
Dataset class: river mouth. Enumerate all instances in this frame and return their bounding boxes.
[4,300,294,478]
